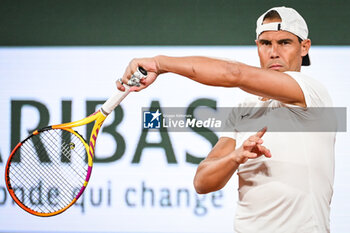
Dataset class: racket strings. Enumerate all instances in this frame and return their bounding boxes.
[20,133,82,192]
[10,154,72,212]
[16,144,77,207]
[42,130,87,182]
[8,129,89,214]
[20,139,79,194]
[12,131,86,213]
[11,138,77,212]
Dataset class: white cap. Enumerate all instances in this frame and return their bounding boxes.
[256,6,310,66]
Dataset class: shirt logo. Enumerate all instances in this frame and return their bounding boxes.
[240,113,250,119]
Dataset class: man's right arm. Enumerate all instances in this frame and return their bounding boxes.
[118,56,306,107]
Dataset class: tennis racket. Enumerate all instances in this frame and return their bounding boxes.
[5,67,147,217]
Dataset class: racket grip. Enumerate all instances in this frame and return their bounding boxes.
[101,67,147,115]
[101,85,131,115]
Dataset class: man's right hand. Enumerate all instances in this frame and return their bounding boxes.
[117,57,161,92]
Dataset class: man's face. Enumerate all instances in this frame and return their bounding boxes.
[256,19,310,72]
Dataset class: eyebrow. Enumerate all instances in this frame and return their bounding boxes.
[258,39,271,44]
[277,39,294,44]
[258,38,294,44]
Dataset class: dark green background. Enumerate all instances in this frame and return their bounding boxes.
[1,0,349,46]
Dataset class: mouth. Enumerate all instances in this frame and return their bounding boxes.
[268,64,283,70]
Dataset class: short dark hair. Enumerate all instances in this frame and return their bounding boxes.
[263,10,282,21]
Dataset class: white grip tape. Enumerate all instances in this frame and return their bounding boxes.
[101,85,130,115]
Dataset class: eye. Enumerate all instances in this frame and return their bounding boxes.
[281,40,291,45]
[259,40,271,46]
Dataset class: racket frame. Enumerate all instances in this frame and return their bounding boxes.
[5,67,143,217]
[5,109,106,217]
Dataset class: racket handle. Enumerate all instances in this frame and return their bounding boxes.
[101,86,131,115]
[101,67,147,115]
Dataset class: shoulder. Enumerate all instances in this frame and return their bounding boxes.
[284,71,333,107]
[238,95,266,107]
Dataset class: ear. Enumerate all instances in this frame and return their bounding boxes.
[301,39,311,57]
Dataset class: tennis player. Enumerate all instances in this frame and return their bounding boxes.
[118,6,335,233]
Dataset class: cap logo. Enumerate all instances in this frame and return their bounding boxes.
[277,23,281,30]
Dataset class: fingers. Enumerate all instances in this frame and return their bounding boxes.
[236,145,271,165]
[116,57,159,92]
[116,78,126,91]
[123,59,139,83]
[242,150,258,159]
[130,85,144,92]
[116,60,145,92]
[140,78,146,85]
[243,135,263,149]
[243,148,271,159]
[256,144,272,158]
[242,139,270,157]
[256,126,267,138]
[236,129,271,164]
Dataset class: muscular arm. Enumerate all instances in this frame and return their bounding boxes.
[119,55,305,106]
[120,56,274,193]
[154,56,306,107]
[193,137,238,194]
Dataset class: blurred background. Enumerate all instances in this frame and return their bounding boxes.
[0,0,349,232]
[1,0,349,46]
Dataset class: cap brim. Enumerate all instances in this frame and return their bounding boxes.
[302,53,310,66]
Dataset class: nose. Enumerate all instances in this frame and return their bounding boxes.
[270,43,280,59]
